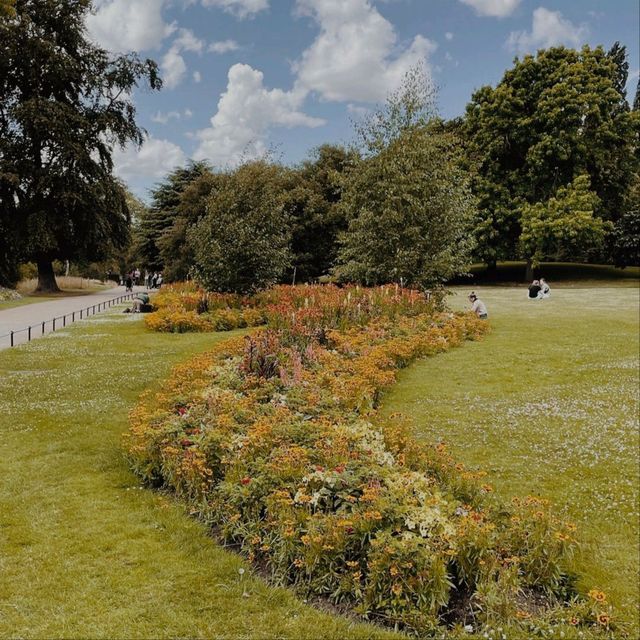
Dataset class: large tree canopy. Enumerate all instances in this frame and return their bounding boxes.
[189,161,291,294]
[464,44,640,268]
[131,161,210,276]
[0,0,160,290]
[336,69,476,289]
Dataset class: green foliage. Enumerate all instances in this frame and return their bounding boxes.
[337,67,475,289]
[464,45,640,265]
[189,161,292,293]
[520,175,611,268]
[284,144,356,282]
[131,161,211,273]
[0,0,15,18]
[0,0,161,290]
[157,169,222,281]
[611,178,640,267]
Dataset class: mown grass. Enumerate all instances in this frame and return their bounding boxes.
[0,310,396,639]
[381,284,640,634]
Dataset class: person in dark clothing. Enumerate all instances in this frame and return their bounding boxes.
[125,274,133,292]
[528,280,542,299]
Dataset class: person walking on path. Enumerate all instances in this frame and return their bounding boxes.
[468,292,488,319]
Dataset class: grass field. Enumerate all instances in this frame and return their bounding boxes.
[0,284,637,638]
[0,310,395,639]
[381,284,640,634]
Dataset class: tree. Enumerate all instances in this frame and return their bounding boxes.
[189,161,291,293]
[519,175,611,280]
[336,69,476,289]
[0,0,15,18]
[611,177,640,268]
[464,45,639,269]
[131,161,210,274]
[633,79,640,112]
[157,168,222,281]
[0,0,160,291]
[283,144,356,282]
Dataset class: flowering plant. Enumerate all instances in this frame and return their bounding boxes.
[127,285,618,636]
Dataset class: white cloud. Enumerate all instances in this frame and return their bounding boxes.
[294,0,437,103]
[459,0,520,18]
[193,71,202,83]
[86,0,174,52]
[184,108,194,117]
[113,137,187,182]
[161,28,205,90]
[209,39,241,53]
[506,7,588,53]
[200,0,269,19]
[193,63,324,167]
[445,32,454,40]
[151,110,182,124]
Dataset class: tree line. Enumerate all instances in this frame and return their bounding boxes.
[1,1,639,293]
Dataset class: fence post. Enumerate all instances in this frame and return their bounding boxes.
[63,315,66,327]
[10,331,14,347]
[28,326,31,341]
[42,321,45,335]
[72,311,75,322]
[53,318,56,332]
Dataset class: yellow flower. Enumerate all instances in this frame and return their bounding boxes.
[596,613,610,626]
[293,558,304,568]
[588,589,607,603]
[391,583,402,596]
[515,611,532,620]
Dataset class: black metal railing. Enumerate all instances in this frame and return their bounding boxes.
[0,292,136,348]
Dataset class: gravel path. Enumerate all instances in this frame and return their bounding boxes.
[0,286,148,349]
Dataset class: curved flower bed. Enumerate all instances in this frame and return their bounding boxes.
[128,286,618,637]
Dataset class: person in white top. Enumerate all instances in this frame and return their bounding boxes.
[468,292,488,319]
[539,278,551,298]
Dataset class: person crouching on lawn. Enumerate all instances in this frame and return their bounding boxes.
[468,292,488,319]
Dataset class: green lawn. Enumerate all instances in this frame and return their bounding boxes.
[381,284,640,633]
[0,311,396,639]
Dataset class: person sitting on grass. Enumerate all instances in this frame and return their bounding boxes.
[468,292,488,319]
[528,279,542,299]
[540,277,551,298]
[131,291,152,313]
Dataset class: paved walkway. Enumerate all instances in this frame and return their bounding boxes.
[0,286,147,349]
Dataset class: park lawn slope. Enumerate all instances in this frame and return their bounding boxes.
[380,285,640,634]
[0,310,397,639]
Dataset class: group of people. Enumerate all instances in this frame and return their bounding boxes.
[468,277,551,319]
[122,269,163,292]
[527,278,551,299]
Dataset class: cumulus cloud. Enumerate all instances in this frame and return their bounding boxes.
[506,7,588,53]
[161,28,206,90]
[459,0,520,18]
[193,63,324,167]
[86,0,174,52]
[200,0,269,19]
[209,39,241,53]
[293,0,437,103]
[112,136,187,182]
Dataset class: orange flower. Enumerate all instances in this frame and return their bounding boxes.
[596,613,610,626]
[515,611,532,620]
[588,589,607,603]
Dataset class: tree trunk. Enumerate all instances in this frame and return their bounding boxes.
[525,258,534,282]
[36,259,61,293]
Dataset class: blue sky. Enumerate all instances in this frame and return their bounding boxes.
[86,0,640,199]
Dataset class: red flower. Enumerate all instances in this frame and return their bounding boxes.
[177,407,187,416]
[334,465,345,474]
[241,477,251,485]
[180,438,192,447]
[316,465,324,472]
